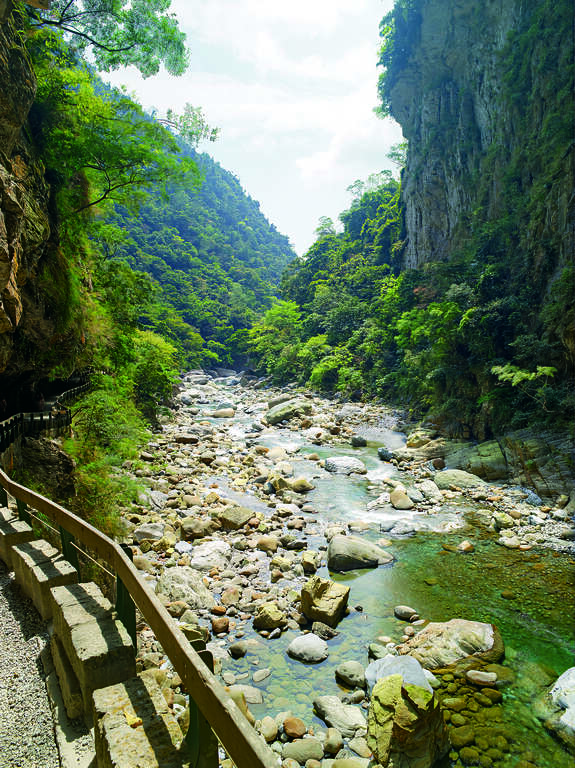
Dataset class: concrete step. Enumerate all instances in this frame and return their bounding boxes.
[50,633,84,720]
[12,539,78,619]
[0,516,34,568]
[51,583,136,715]
[93,671,189,768]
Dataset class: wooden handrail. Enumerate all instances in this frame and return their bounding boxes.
[0,467,277,768]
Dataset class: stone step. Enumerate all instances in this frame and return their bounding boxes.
[12,539,78,619]
[93,671,189,768]
[50,633,84,720]
[0,516,34,568]
[51,583,136,715]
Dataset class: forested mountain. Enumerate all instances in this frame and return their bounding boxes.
[109,149,295,367]
[0,3,294,405]
[249,0,574,439]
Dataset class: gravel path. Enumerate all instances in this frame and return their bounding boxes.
[0,559,60,768]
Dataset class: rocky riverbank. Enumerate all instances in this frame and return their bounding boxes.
[115,371,574,767]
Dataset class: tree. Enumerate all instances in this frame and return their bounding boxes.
[22,0,189,77]
[32,48,202,214]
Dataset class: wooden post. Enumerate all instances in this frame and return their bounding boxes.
[116,544,136,648]
[59,526,80,574]
[17,499,31,525]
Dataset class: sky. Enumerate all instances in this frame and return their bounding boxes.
[105,0,403,255]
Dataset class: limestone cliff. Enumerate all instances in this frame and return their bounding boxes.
[0,6,58,383]
[386,0,573,279]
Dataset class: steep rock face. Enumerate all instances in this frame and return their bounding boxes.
[0,10,54,377]
[389,0,573,273]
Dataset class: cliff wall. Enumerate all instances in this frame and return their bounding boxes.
[0,6,58,384]
[388,0,573,276]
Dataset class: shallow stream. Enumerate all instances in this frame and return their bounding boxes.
[197,391,574,766]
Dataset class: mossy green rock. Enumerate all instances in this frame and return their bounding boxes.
[367,674,449,767]
[266,399,312,425]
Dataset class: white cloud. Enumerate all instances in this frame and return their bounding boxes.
[104,0,401,254]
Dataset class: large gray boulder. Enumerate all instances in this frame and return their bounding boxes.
[367,674,448,768]
[327,535,393,572]
[300,575,350,628]
[397,618,504,669]
[433,469,487,490]
[325,456,367,475]
[133,521,165,543]
[188,540,231,571]
[266,399,312,425]
[287,633,329,663]
[313,695,366,738]
[155,566,215,610]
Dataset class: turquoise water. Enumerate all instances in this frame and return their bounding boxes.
[218,432,574,767]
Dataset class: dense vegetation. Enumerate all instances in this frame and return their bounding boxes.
[107,149,295,368]
[9,2,294,530]
[248,0,574,438]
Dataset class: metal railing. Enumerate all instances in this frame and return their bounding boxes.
[0,468,276,768]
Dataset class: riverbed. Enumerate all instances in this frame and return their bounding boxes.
[126,373,575,767]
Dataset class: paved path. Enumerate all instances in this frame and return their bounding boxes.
[0,559,60,768]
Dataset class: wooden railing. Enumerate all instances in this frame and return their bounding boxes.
[0,467,276,768]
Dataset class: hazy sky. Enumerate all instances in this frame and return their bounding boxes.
[106,0,403,255]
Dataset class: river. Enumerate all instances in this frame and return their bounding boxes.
[129,372,574,767]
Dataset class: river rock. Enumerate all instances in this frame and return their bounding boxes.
[534,666,575,752]
[211,407,235,418]
[367,674,448,768]
[433,469,487,489]
[335,661,366,690]
[417,479,443,504]
[466,669,497,686]
[390,488,414,510]
[377,447,394,461]
[133,522,165,543]
[216,505,254,530]
[313,695,366,737]
[259,715,278,743]
[287,634,329,663]
[253,602,287,630]
[266,399,312,425]
[365,655,432,695]
[283,716,307,739]
[394,605,418,621]
[397,618,504,668]
[301,550,321,574]
[325,456,367,475]
[324,727,344,755]
[288,476,315,493]
[300,575,350,628]
[327,535,393,572]
[256,535,280,553]
[282,737,323,763]
[155,566,215,609]
[181,516,219,540]
[188,539,231,571]
[268,393,294,409]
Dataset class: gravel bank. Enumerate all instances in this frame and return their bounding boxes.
[0,559,60,768]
